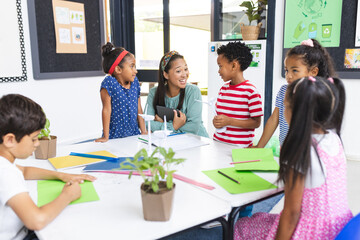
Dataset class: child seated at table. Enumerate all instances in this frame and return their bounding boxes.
[0,94,96,240]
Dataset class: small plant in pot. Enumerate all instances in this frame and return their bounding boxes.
[121,147,185,221]
[34,117,57,159]
[239,0,267,40]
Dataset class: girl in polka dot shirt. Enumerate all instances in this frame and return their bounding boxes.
[96,42,146,142]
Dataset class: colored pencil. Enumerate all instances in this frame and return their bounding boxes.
[230,159,261,165]
[218,170,240,184]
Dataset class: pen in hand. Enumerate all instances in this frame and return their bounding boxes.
[218,170,240,184]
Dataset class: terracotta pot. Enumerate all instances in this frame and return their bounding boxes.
[240,22,262,40]
[34,136,57,159]
[140,181,175,221]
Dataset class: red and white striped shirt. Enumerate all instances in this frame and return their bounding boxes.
[213,80,263,147]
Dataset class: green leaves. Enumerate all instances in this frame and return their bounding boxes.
[38,118,51,140]
[239,0,267,25]
[120,147,186,193]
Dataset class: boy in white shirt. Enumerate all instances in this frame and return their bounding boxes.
[0,94,96,240]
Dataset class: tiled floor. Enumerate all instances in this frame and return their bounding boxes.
[271,160,360,216]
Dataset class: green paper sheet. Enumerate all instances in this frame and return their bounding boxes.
[232,148,279,171]
[37,180,100,207]
[203,167,277,194]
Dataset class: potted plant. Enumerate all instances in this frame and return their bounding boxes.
[239,0,267,40]
[121,147,185,221]
[34,117,57,159]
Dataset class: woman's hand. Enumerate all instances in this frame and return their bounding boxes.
[95,137,108,143]
[173,110,186,130]
[213,114,230,128]
[154,114,164,123]
[59,173,97,184]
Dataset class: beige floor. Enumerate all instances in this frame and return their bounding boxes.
[271,160,360,216]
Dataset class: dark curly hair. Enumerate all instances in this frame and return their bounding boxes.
[217,41,253,71]
[0,94,46,143]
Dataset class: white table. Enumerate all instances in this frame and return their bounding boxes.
[18,134,282,240]
[18,143,231,240]
[101,134,284,239]
[101,134,283,208]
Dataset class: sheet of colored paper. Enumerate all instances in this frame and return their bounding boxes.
[202,167,277,194]
[48,150,117,170]
[83,157,135,171]
[37,180,99,207]
[232,148,279,171]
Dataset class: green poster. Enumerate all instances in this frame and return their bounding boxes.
[284,0,343,48]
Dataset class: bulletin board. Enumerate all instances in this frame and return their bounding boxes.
[0,0,27,83]
[27,0,105,80]
[282,0,360,79]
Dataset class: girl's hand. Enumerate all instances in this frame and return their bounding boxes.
[154,114,164,123]
[141,130,148,135]
[59,173,97,184]
[173,110,186,130]
[213,115,230,128]
[95,137,108,143]
[62,181,81,202]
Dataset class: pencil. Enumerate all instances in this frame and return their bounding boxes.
[138,138,157,147]
[230,159,261,165]
[218,170,240,184]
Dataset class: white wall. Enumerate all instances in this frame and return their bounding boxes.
[0,0,103,144]
[273,0,360,160]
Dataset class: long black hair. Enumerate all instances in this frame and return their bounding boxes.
[286,39,336,78]
[101,42,131,75]
[153,52,186,113]
[278,76,345,184]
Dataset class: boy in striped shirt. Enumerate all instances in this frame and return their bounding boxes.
[213,41,263,147]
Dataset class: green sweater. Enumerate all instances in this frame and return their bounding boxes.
[145,84,209,137]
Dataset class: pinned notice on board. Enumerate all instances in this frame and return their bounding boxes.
[52,0,87,53]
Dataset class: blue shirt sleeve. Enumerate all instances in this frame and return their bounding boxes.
[100,76,113,95]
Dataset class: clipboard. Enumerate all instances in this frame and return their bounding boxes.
[156,105,179,121]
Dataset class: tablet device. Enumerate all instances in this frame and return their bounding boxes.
[156,105,179,121]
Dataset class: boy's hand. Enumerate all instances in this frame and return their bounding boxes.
[213,115,230,128]
[154,114,164,123]
[62,181,81,201]
[95,137,108,143]
[59,173,97,184]
[173,110,186,130]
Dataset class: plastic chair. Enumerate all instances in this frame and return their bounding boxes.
[335,213,360,240]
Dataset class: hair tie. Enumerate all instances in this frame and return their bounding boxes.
[161,51,179,71]
[301,39,314,47]
[308,76,316,82]
[328,77,334,84]
[108,50,129,75]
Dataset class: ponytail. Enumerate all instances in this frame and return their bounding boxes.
[286,39,336,78]
[279,76,344,185]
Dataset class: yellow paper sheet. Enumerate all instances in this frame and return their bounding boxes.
[48,150,117,170]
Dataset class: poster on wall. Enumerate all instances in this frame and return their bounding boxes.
[344,49,360,69]
[52,0,87,53]
[356,0,360,47]
[283,0,343,48]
